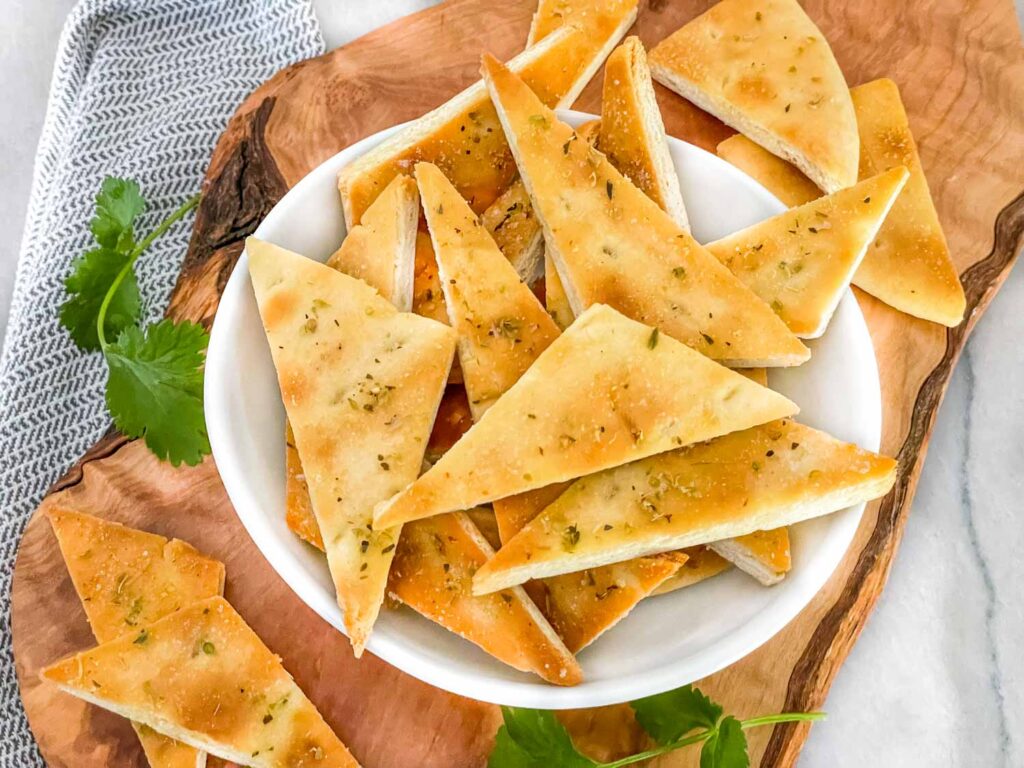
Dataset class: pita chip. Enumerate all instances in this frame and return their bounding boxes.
[544,251,575,330]
[717,134,820,207]
[481,53,808,367]
[652,548,732,595]
[248,238,455,655]
[388,511,582,684]
[480,179,546,284]
[338,10,635,227]
[417,161,561,420]
[375,304,798,529]
[529,0,638,45]
[706,166,909,338]
[648,0,858,193]
[600,36,688,229]
[41,597,359,768]
[47,508,224,768]
[710,527,791,586]
[473,419,895,593]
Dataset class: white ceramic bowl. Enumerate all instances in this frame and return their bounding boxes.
[206,110,881,709]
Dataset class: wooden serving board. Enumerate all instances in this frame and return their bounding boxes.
[12,1,1024,766]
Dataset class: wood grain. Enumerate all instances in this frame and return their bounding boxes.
[12,1,1024,766]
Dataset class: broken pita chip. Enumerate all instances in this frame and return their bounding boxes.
[388,511,582,685]
[480,179,545,284]
[47,508,225,768]
[717,134,820,207]
[248,238,455,655]
[706,166,909,338]
[481,54,808,367]
[41,597,359,768]
[710,527,791,586]
[473,419,895,593]
[600,36,688,229]
[652,547,732,595]
[375,304,798,529]
[849,78,965,326]
[417,162,561,420]
[338,15,635,226]
[325,174,419,312]
[648,0,858,193]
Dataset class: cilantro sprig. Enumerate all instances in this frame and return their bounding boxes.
[489,684,824,768]
[60,177,208,466]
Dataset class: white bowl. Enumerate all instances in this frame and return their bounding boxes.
[206,110,881,709]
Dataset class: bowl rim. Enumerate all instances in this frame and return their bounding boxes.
[206,109,882,708]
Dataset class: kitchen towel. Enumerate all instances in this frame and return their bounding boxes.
[0,0,323,762]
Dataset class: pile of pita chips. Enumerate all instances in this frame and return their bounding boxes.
[43,510,357,767]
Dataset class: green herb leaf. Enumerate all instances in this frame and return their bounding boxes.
[60,247,141,351]
[91,177,145,250]
[104,319,209,467]
[488,708,596,768]
[631,685,723,745]
[700,716,748,768]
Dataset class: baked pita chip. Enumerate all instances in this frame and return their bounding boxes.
[248,238,455,655]
[710,527,791,586]
[480,179,545,284]
[285,177,421,551]
[850,79,965,326]
[41,597,359,768]
[738,368,768,386]
[648,0,858,193]
[425,385,475,464]
[600,36,688,229]
[417,162,561,420]
[544,251,574,330]
[375,304,798,528]
[338,15,635,227]
[473,419,895,592]
[706,166,909,338]
[529,0,638,46]
[717,134,820,207]
[652,547,732,595]
[48,508,224,768]
[481,54,808,367]
[388,511,582,685]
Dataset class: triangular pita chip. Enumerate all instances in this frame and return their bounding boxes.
[481,54,808,367]
[652,547,732,595]
[417,162,561,420]
[326,174,419,312]
[850,79,965,326]
[474,419,895,592]
[706,166,909,338]
[375,304,798,528]
[709,527,791,586]
[717,134,820,207]
[47,508,224,768]
[338,14,635,227]
[248,238,455,655]
[425,385,474,464]
[388,511,582,684]
[544,251,574,330]
[599,36,688,228]
[481,179,545,284]
[41,597,358,768]
[648,0,858,193]
[529,0,638,46]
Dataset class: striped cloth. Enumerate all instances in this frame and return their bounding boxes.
[0,0,323,762]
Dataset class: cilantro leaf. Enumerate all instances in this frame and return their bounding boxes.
[700,716,748,768]
[488,708,596,768]
[91,177,145,250]
[104,319,209,466]
[60,247,141,351]
[631,685,724,745]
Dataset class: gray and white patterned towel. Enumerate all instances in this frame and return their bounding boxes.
[0,0,323,761]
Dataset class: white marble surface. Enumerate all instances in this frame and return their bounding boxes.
[2,1,1022,765]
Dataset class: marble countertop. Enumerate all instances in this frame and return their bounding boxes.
[1,2,1021,765]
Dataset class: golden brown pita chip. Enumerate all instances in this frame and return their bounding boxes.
[474,419,895,593]
[717,133,820,207]
[480,179,545,284]
[706,166,909,337]
[48,508,224,768]
[248,238,455,655]
[375,304,797,529]
[41,598,359,768]
[710,527,791,586]
[529,0,638,46]
[649,0,857,193]
[652,548,732,595]
[544,251,575,330]
[481,54,808,367]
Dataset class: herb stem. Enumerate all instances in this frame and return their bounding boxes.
[95,193,200,349]
[740,712,826,729]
